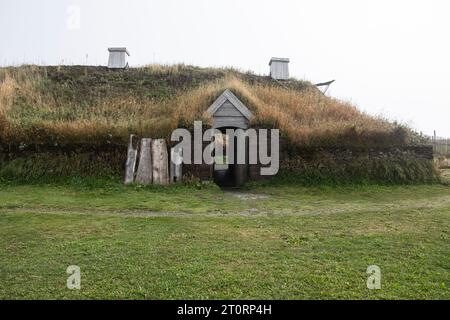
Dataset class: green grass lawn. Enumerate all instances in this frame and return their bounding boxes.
[0,179,449,299]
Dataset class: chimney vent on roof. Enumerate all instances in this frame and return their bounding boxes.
[108,47,130,69]
[269,57,289,80]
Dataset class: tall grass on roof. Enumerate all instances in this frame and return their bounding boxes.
[0,65,419,148]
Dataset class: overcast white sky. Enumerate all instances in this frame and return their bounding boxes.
[1,0,449,136]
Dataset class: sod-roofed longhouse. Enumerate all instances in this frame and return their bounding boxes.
[0,65,436,185]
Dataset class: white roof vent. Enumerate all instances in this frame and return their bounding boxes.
[269,57,289,80]
[108,47,130,69]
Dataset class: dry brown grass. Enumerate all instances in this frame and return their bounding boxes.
[0,71,18,140]
[0,65,411,147]
[172,75,401,147]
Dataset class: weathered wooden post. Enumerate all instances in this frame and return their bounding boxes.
[433,130,437,155]
[124,134,137,184]
[170,148,183,183]
[152,139,169,185]
[135,138,153,185]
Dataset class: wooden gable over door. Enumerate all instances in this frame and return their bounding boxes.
[206,89,252,129]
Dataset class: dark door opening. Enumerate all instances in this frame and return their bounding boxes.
[213,129,248,188]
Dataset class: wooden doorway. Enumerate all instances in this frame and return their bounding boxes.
[213,130,248,188]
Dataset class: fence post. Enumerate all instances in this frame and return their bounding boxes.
[170,148,183,183]
[433,130,436,154]
[124,135,137,185]
[152,139,169,185]
[135,138,153,185]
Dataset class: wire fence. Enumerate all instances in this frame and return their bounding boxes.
[430,133,450,168]
[432,136,450,157]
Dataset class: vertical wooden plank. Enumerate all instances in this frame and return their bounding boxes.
[433,130,437,154]
[124,135,137,185]
[170,148,183,183]
[152,139,169,185]
[135,138,153,185]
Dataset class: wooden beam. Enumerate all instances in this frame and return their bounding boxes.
[152,139,169,185]
[124,135,137,185]
[135,138,153,185]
